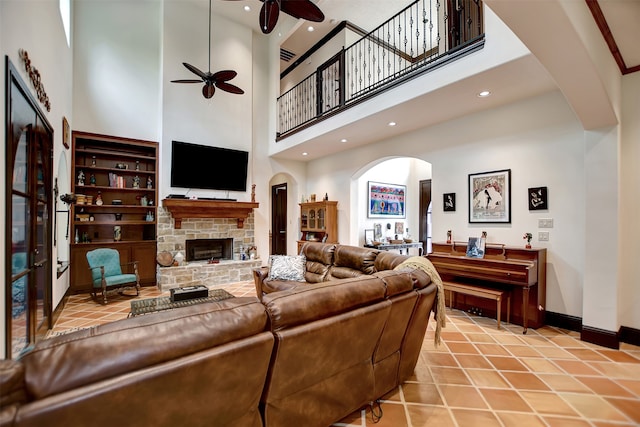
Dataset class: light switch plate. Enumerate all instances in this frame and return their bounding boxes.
[538,231,549,241]
[538,218,554,228]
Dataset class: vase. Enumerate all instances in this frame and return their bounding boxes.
[525,243,532,249]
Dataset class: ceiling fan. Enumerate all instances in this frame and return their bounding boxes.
[226,0,325,34]
[171,0,244,99]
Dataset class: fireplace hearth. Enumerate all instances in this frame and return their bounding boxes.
[186,238,233,261]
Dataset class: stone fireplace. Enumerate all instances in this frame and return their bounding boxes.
[186,238,233,261]
[156,206,260,291]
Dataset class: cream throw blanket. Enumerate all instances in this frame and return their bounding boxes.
[394,256,446,346]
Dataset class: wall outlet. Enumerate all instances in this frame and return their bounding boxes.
[538,218,554,228]
[538,231,550,242]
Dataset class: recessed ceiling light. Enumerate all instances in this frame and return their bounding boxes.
[307,26,315,32]
[477,90,491,97]
[243,5,251,12]
[340,138,348,143]
[302,152,308,156]
[388,121,396,126]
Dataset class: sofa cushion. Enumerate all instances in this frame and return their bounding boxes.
[300,243,336,283]
[330,246,379,279]
[374,251,408,272]
[19,297,268,400]
[268,255,306,282]
[262,276,387,331]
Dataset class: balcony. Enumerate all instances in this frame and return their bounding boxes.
[277,0,485,139]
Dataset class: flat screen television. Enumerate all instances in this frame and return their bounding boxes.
[170,141,249,192]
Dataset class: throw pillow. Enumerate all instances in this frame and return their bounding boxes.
[268,255,306,282]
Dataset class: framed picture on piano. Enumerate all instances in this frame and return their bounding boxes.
[468,169,511,223]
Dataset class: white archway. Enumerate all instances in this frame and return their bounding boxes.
[349,156,432,248]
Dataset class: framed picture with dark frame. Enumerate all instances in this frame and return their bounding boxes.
[367,181,406,219]
[443,193,455,211]
[528,186,548,210]
[468,169,511,223]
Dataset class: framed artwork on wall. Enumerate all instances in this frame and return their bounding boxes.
[443,193,455,211]
[468,169,511,223]
[528,186,548,210]
[367,181,406,218]
[62,116,70,149]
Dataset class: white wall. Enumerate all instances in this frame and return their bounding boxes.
[305,91,587,318]
[619,72,640,330]
[72,0,161,141]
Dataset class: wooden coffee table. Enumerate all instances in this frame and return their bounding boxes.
[129,288,235,317]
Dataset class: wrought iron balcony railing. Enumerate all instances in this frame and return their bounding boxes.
[277,0,484,139]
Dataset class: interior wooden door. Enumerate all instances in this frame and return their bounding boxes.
[419,180,432,254]
[5,59,53,358]
[271,183,287,255]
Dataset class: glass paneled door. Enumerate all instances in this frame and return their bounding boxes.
[6,59,53,358]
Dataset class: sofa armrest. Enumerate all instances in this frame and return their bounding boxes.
[253,266,270,301]
[0,359,27,410]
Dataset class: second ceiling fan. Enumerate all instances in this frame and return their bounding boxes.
[226,0,325,34]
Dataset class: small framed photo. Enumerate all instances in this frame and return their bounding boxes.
[469,169,511,223]
[443,193,456,212]
[528,187,548,210]
[466,236,486,258]
[364,229,374,245]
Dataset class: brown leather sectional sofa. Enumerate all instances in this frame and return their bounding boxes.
[0,243,438,427]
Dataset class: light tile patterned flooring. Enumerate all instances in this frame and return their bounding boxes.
[52,282,640,427]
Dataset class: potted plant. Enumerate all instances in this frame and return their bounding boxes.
[523,232,533,249]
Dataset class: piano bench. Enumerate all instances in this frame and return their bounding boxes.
[442,281,510,329]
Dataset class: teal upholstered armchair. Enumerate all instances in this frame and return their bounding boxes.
[86,248,140,304]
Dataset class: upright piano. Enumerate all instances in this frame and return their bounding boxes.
[428,242,546,332]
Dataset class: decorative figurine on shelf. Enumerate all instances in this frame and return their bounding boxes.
[89,174,96,186]
[446,230,452,244]
[113,226,122,242]
[140,195,148,206]
[323,193,328,201]
[147,176,153,189]
[135,160,140,171]
[132,175,140,189]
[77,170,85,186]
[91,156,97,167]
[95,192,103,206]
[523,232,533,249]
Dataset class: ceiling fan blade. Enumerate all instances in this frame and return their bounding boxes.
[171,79,203,84]
[216,81,245,95]
[259,0,280,34]
[212,70,238,82]
[202,83,216,99]
[281,0,324,22]
[182,62,207,80]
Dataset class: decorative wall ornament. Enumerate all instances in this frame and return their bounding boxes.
[18,49,51,111]
[528,186,548,210]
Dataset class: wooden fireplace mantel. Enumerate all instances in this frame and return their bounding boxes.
[162,199,259,229]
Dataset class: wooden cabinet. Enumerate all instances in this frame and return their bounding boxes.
[298,201,338,252]
[70,132,158,292]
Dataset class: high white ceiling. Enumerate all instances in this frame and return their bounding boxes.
[213,0,639,161]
